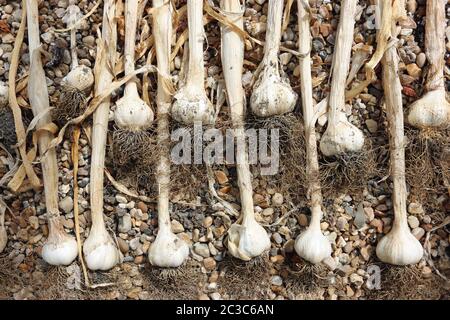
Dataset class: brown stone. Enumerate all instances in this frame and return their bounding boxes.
[203,257,216,271]
[214,170,228,185]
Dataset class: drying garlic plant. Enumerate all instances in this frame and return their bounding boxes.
[112,0,155,171]
[26,0,78,266]
[53,0,94,123]
[369,0,442,300]
[217,0,271,300]
[318,0,377,194]
[83,0,121,271]
[405,0,450,203]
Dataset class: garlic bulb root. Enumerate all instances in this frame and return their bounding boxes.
[227,216,271,261]
[83,224,121,271]
[148,228,189,268]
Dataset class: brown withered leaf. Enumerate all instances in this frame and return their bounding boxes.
[0,20,11,33]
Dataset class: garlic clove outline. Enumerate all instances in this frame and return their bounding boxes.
[171,86,216,126]
[114,90,154,131]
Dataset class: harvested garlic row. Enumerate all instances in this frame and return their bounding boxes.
[149,0,189,268]
[222,0,270,261]
[83,0,121,271]
[377,0,423,266]
[294,0,331,264]
[26,0,77,266]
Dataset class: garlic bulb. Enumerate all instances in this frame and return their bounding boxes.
[61,3,94,93]
[250,0,297,118]
[319,0,365,157]
[320,112,365,157]
[227,216,271,261]
[83,224,121,271]
[42,223,78,266]
[407,86,449,129]
[114,86,154,131]
[171,0,216,126]
[294,207,331,264]
[407,0,449,129]
[0,82,8,108]
[376,225,423,265]
[62,65,94,92]
[148,225,189,268]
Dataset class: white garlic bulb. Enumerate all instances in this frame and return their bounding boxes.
[42,228,78,266]
[320,113,365,157]
[148,227,189,268]
[114,88,154,131]
[227,216,271,261]
[407,90,450,129]
[62,65,94,92]
[83,225,121,271]
[294,225,332,264]
[0,82,8,108]
[376,225,423,266]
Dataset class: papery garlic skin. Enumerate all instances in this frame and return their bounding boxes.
[148,228,189,268]
[83,225,121,271]
[250,69,297,118]
[0,226,7,253]
[376,226,423,266]
[227,217,271,261]
[320,113,365,157]
[62,65,94,92]
[407,90,450,129]
[171,86,216,125]
[250,0,297,118]
[0,82,8,108]
[294,226,331,264]
[114,89,154,131]
[42,227,78,266]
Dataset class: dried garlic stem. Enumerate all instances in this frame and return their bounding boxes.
[222,0,270,261]
[407,0,449,128]
[83,0,120,271]
[294,0,331,264]
[320,0,364,157]
[149,0,189,268]
[377,0,423,266]
[26,0,77,265]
